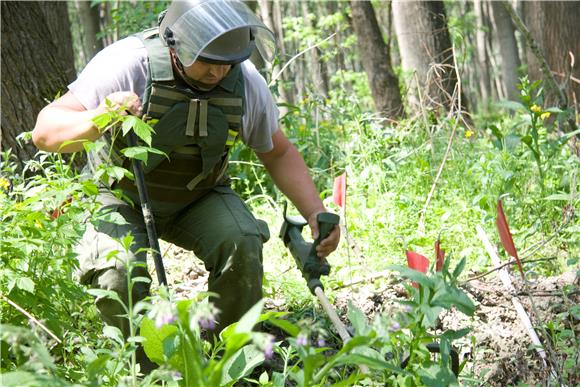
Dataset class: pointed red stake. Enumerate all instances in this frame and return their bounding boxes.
[332,173,347,209]
[406,250,429,288]
[496,200,525,279]
[435,240,445,272]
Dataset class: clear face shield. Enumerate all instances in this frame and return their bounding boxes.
[168,0,276,66]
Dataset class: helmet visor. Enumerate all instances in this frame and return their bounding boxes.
[171,0,276,66]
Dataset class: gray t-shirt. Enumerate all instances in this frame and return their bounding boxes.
[69,36,279,153]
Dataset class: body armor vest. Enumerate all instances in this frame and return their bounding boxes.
[89,28,245,213]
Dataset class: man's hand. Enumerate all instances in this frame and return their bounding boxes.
[97,91,143,117]
[308,210,341,258]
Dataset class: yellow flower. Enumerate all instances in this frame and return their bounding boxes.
[540,112,551,120]
[465,130,474,139]
[0,177,10,191]
[530,104,542,113]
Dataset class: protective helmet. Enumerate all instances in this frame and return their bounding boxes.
[159,0,276,66]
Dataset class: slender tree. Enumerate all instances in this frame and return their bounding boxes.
[1,1,75,164]
[73,0,103,67]
[349,0,403,119]
[474,0,492,102]
[522,1,580,107]
[392,0,464,114]
[490,1,521,101]
[301,1,329,97]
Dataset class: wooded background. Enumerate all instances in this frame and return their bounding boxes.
[1,0,578,164]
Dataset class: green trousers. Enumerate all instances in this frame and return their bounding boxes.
[76,185,269,337]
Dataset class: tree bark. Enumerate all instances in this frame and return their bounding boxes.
[522,1,580,107]
[392,0,463,114]
[474,0,492,102]
[73,0,103,67]
[350,0,404,119]
[491,0,521,101]
[1,1,75,165]
[301,1,329,97]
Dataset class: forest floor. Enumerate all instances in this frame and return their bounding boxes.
[159,241,579,385]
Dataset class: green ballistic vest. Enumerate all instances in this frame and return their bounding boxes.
[93,28,245,211]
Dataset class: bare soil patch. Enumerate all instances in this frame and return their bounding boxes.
[160,242,579,384]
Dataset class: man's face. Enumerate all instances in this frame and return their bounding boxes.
[182,60,232,86]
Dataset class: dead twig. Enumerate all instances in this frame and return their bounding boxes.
[462,257,557,284]
[331,270,396,291]
[269,33,336,86]
[418,38,464,233]
[0,293,62,345]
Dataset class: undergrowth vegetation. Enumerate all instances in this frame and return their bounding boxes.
[1,71,578,385]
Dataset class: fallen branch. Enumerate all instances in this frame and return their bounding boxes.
[462,257,557,284]
[332,270,396,291]
[0,293,62,345]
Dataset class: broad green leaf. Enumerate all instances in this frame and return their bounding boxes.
[418,364,458,387]
[15,277,35,293]
[86,289,124,305]
[338,354,408,374]
[452,258,466,279]
[347,301,369,336]
[83,140,106,154]
[441,328,471,341]
[268,317,300,336]
[234,299,264,334]
[387,265,434,288]
[221,345,265,384]
[93,112,115,129]
[87,354,112,381]
[93,211,128,226]
[105,165,129,182]
[132,117,155,146]
[103,325,124,345]
[140,317,179,365]
[432,287,475,316]
[121,146,149,164]
[82,181,99,196]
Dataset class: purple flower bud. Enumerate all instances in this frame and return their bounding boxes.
[404,305,413,313]
[199,317,216,331]
[172,371,182,379]
[389,321,401,332]
[296,334,308,347]
[317,337,326,347]
[263,338,274,360]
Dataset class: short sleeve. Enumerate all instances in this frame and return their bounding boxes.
[240,61,279,153]
[68,36,149,110]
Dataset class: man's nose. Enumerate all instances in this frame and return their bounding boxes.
[208,64,226,76]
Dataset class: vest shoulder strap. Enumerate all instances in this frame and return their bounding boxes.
[137,27,174,82]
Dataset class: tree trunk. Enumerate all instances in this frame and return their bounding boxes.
[523,1,580,107]
[301,1,328,97]
[1,1,75,165]
[491,0,521,101]
[474,0,492,102]
[392,0,463,114]
[73,0,103,67]
[350,0,403,119]
[271,0,295,106]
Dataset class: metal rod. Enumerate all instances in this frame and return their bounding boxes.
[314,286,351,343]
[127,132,167,286]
